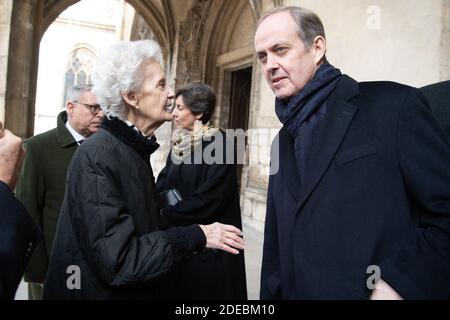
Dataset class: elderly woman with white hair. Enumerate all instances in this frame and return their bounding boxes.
[43,40,245,300]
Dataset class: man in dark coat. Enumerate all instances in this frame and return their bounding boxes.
[255,6,450,299]
[0,122,41,300]
[421,80,450,144]
[15,85,103,299]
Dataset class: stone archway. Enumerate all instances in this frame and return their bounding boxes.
[173,0,284,127]
[203,1,257,129]
[4,0,44,138]
[173,0,255,88]
[4,0,174,138]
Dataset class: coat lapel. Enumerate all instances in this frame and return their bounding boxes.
[56,111,78,148]
[295,75,360,212]
[278,128,302,202]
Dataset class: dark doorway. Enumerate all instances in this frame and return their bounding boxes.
[228,67,252,190]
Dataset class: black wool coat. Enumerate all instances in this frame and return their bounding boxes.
[156,131,247,299]
[0,181,41,300]
[261,75,450,300]
[43,117,205,300]
[421,80,450,144]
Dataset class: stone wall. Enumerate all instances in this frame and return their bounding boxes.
[442,0,450,81]
[0,0,13,123]
[285,0,444,87]
[4,0,43,137]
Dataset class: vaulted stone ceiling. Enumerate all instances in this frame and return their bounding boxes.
[42,0,284,60]
[42,0,175,55]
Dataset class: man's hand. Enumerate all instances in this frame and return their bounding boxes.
[0,121,25,190]
[199,222,245,254]
[370,278,404,300]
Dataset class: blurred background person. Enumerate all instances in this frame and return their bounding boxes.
[16,85,103,300]
[43,40,244,300]
[156,83,247,300]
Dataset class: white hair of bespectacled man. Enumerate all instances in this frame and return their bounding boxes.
[92,40,163,120]
[66,84,94,106]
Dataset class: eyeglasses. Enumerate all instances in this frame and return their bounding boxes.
[73,101,102,114]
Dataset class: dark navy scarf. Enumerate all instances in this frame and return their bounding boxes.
[275,62,342,182]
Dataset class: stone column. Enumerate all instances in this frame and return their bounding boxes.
[5,0,43,137]
[441,0,450,80]
[0,0,13,123]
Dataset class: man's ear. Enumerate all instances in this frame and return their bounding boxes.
[66,101,75,116]
[312,36,326,65]
[121,90,139,108]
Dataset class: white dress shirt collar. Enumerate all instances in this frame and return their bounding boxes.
[65,120,86,145]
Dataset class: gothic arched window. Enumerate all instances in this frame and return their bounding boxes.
[63,46,96,104]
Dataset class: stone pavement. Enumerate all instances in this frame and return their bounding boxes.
[242,224,264,300]
[14,278,27,300]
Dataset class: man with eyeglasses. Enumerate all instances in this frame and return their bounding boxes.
[15,84,104,300]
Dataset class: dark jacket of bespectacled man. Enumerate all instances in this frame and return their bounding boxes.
[15,85,103,300]
[255,6,450,300]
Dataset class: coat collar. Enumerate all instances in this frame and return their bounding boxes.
[101,116,160,160]
[295,75,360,212]
[277,75,360,208]
[56,111,78,148]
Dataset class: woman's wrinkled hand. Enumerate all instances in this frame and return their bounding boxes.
[199,222,245,254]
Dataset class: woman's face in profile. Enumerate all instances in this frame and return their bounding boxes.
[172,96,202,131]
[135,60,174,123]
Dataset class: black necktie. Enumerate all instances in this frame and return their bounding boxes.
[78,139,85,145]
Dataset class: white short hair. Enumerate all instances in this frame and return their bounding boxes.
[92,40,163,120]
[66,84,93,105]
